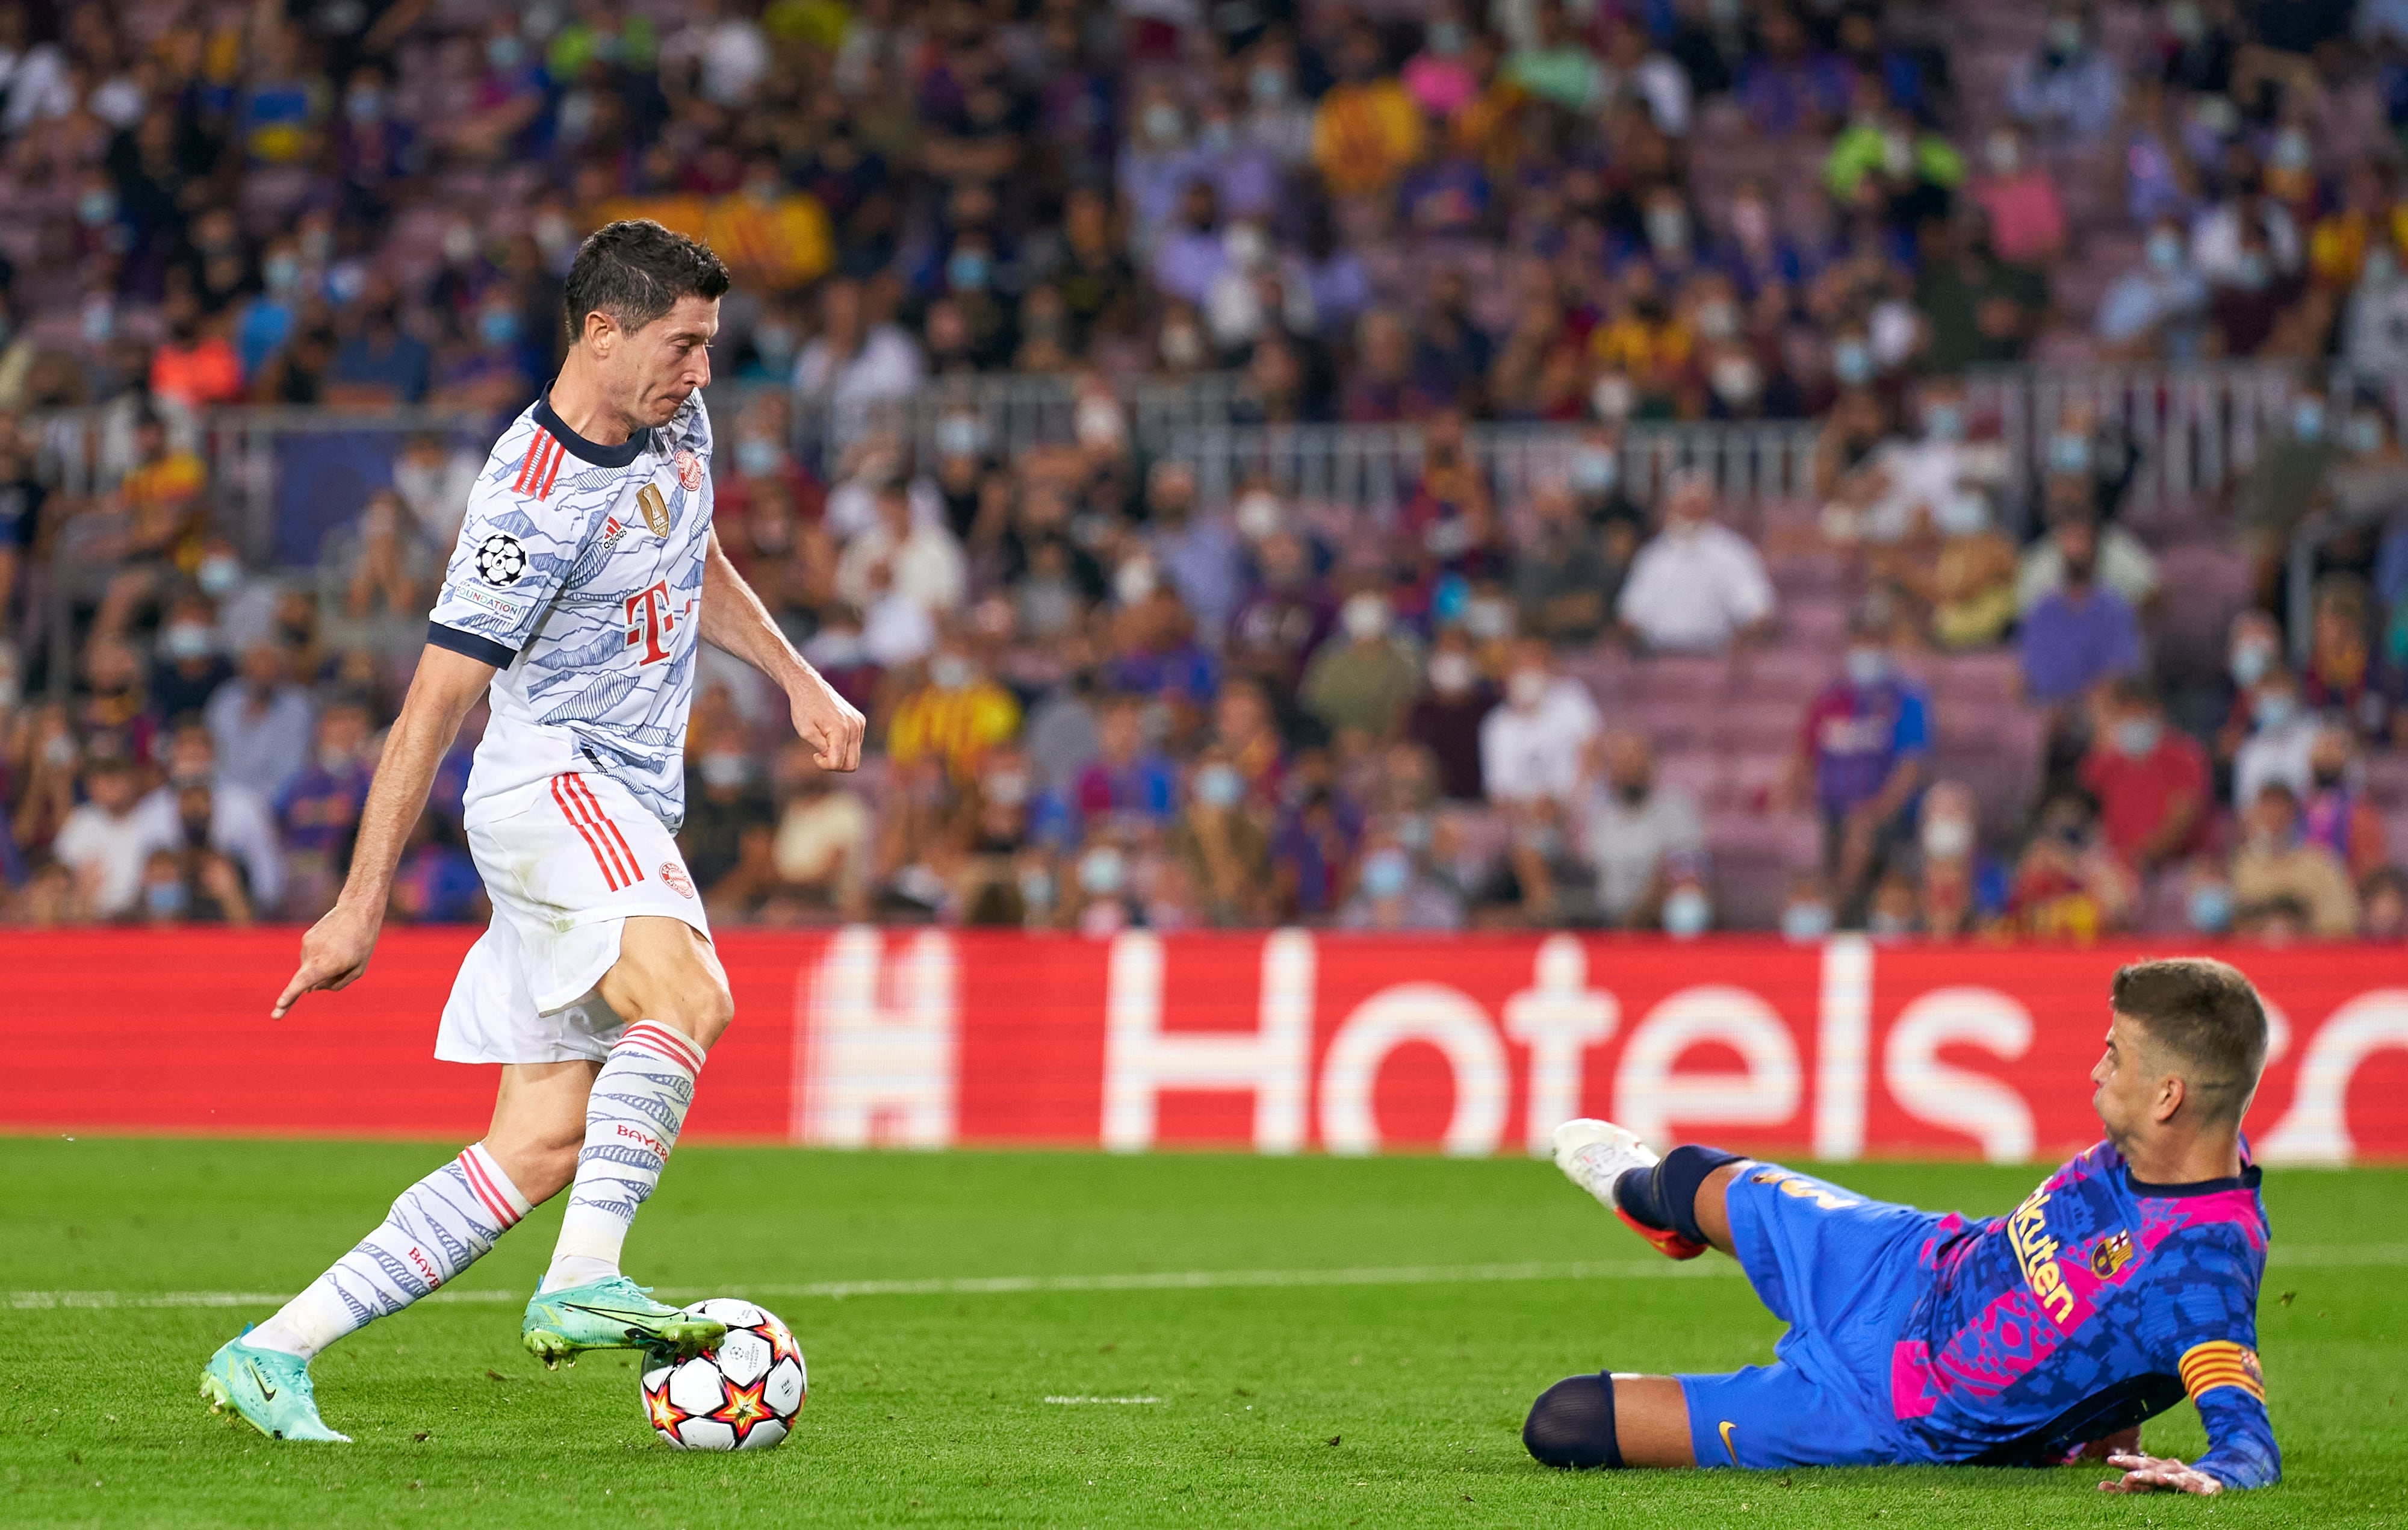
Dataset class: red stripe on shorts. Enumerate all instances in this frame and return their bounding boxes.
[566,774,643,885]
[551,773,625,890]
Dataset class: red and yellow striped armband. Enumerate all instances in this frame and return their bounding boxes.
[2179,1340,2267,1404]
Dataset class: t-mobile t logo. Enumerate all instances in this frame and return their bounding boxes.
[624,580,675,665]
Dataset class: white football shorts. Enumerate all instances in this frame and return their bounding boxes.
[434,768,711,1065]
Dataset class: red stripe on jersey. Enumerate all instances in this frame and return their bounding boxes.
[567,774,643,885]
[538,435,568,499]
[455,1150,519,1227]
[513,431,550,495]
[551,773,624,890]
[619,1022,706,1074]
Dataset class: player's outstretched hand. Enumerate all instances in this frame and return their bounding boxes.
[2096,1451,2224,1495]
[790,673,866,772]
[272,902,381,1018]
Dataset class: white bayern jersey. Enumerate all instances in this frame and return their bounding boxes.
[426,390,714,831]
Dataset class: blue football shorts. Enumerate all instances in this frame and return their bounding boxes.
[1675,1160,1949,1470]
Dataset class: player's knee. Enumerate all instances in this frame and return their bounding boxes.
[1523,1373,1623,1470]
[635,973,732,1051]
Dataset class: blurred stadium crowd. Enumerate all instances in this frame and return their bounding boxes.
[4,0,2408,941]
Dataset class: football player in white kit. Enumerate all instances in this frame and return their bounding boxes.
[202,221,864,1442]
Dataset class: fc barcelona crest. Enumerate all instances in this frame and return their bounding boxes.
[636,483,671,538]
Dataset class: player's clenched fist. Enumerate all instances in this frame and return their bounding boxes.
[272,902,380,1018]
[2096,1452,2225,1495]
[791,674,865,772]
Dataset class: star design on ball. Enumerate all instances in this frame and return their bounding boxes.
[710,1373,776,1445]
[762,1321,803,1368]
[643,1381,685,1436]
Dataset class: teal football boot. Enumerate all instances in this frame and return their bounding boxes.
[521,1275,724,1367]
[201,1332,350,1443]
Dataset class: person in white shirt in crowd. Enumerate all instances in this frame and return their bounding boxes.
[1828,375,2008,546]
[2017,479,2160,616]
[132,722,285,915]
[2231,667,2322,816]
[1580,729,1705,928]
[661,0,772,107]
[204,639,316,803]
[52,754,155,918]
[1480,639,1603,806]
[1615,471,1777,652]
[792,276,923,428]
[835,476,967,619]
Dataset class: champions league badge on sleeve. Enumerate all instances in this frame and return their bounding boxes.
[474,532,529,586]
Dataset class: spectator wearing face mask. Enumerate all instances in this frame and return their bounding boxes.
[1914,781,2009,937]
[1842,376,2005,547]
[2016,514,2141,707]
[2299,723,2390,882]
[2078,677,2208,877]
[887,637,1021,783]
[1338,826,1463,931]
[677,739,778,906]
[1580,730,1704,928]
[1480,640,1603,807]
[2229,665,2320,818]
[2214,610,2287,773]
[1614,473,1776,653]
[1403,627,1498,802]
[2230,782,2358,938]
[1777,871,1837,944]
[1659,856,1714,940]
[150,596,233,722]
[2096,216,2210,361]
[1170,748,1272,927]
[2235,387,2344,567]
[1301,589,1421,742]
[1793,618,1930,909]
[2008,4,2123,145]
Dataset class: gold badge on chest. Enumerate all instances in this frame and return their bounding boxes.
[636,482,671,538]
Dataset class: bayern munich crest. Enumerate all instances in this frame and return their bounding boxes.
[662,862,695,898]
[674,448,704,491]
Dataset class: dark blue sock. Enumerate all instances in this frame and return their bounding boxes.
[1610,1145,1740,1246]
[1524,1373,1621,1469]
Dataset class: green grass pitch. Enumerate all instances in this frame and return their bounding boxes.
[1,1139,2403,1528]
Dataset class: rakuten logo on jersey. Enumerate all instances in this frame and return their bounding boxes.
[625,580,675,665]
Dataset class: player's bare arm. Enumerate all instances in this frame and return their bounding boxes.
[270,644,496,1017]
[698,528,863,771]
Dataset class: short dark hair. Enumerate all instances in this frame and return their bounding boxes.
[561,220,730,343]
[2111,957,2268,1124]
